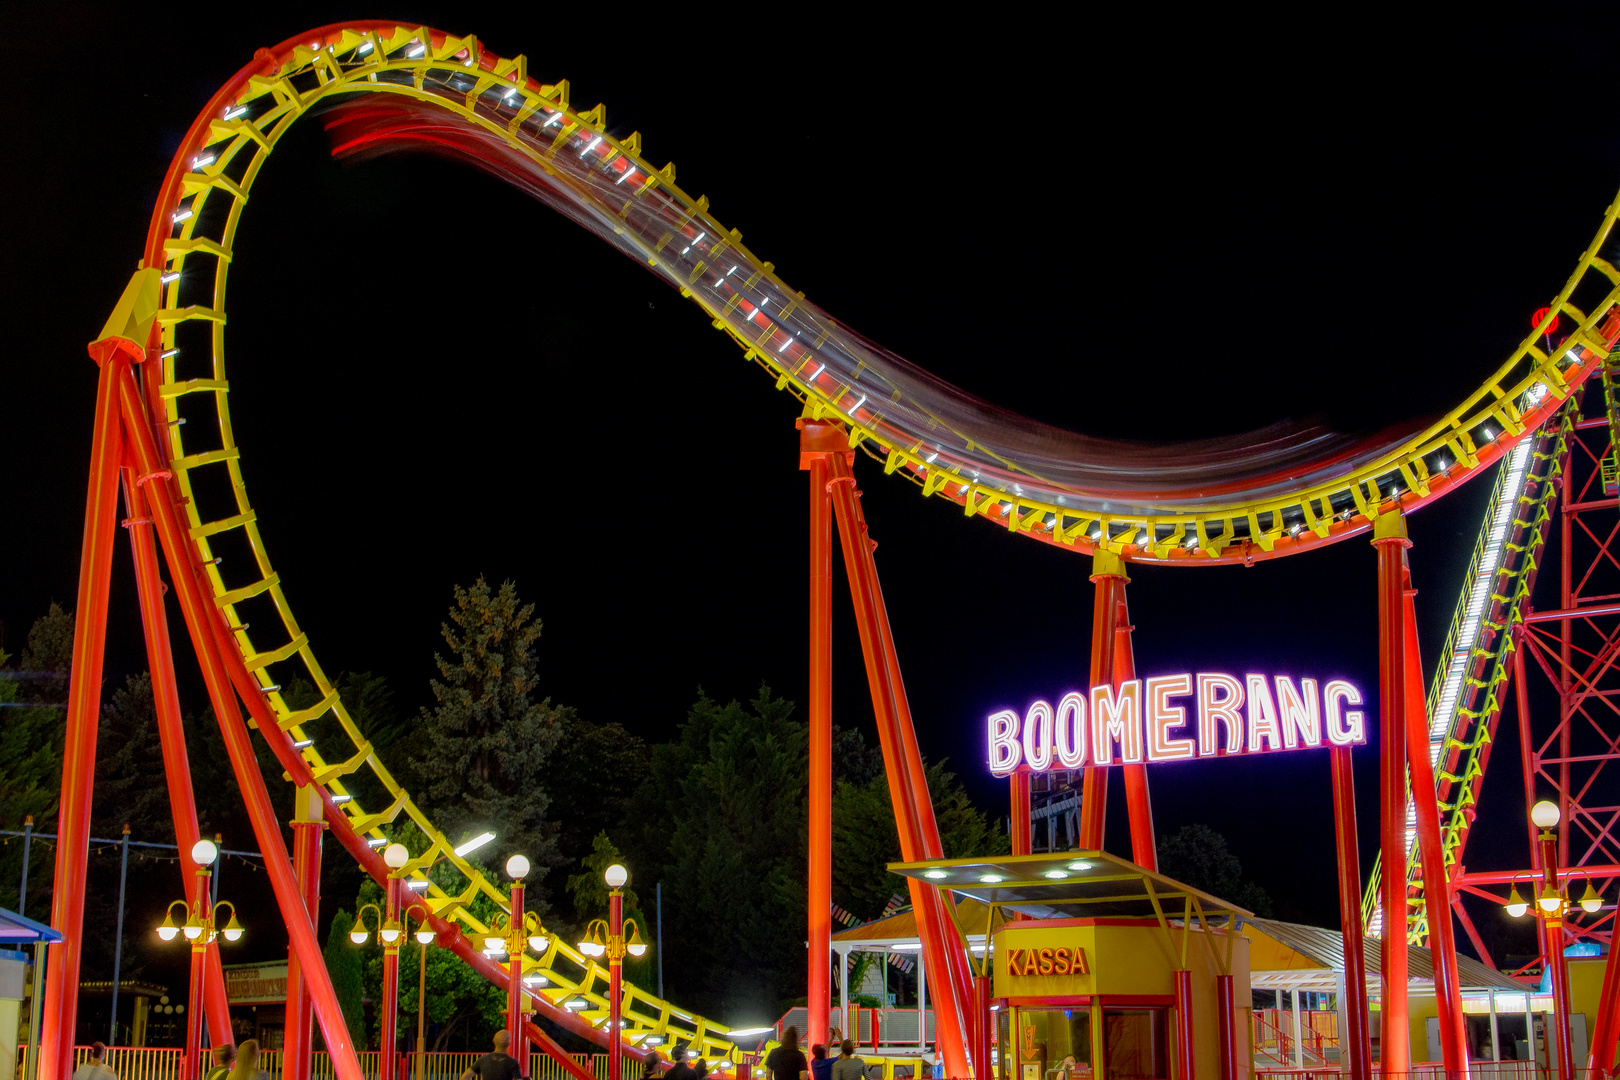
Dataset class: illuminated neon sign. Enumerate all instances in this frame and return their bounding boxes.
[987,674,1365,776]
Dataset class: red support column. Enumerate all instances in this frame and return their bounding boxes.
[608,888,623,1080]
[1079,553,1126,850]
[1401,586,1469,1079]
[381,876,401,1080]
[116,365,365,1080]
[1331,747,1372,1080]
[1373,511,1411,1075]
[508,882,525,1055]
[285,787,323,1080]
[40,344,132,1080]
[825,451,973,1077]
[122,466,233,1048]
[1009,769,1031,856]
[1112,591,1155,871]
[801,421,835,1048]
[185,860,211,1080]
[1540,829,1577,1080]
[975,974,994,1080]
[1215,975,1237,1080]
[1174,968,1194,1080]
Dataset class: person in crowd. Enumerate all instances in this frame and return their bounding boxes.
[765,1027,809,1080]
[830,1039,866,1080]
[459,1031,523,1080]
[664,1047,697,1080]
[205,1044,237,1080]
[71,1043,116,1080]
[809,1045,832,1080]
[693,1061,710,1080]
[639,1053,662,1080]
[225,1040,268,1080]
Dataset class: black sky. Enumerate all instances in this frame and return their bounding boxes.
[6,3,1620,974]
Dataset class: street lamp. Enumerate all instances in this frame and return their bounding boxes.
[584,863,647,1080]
[401,907,437,1080]
[505,853,533,1070]
[154,839,243,1080]
[1523,799,1576,1080]
[351,843,413,1080]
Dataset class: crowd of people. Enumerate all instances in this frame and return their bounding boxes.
[68,1023,874,1080]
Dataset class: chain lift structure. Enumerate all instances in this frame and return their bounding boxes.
[40,20,1620,1080]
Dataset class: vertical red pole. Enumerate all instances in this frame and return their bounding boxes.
[1078,553,1125,850]
[1332,747,1372,1080]
[824,449,973,1078]
[1587,933,1620,1076]
[1540,831,1576,1080]
[1009,769,1031,856]
[1113,592,1155,871]
[609,889,623,1080]
[1402,587,1469,1079]
[185,863,211,1080]
[1215,975,1237,1080]
[381,876,400,1080]
[1174,968,1195,1080]
[1515,649,1544,876]
[115,367,365,1080]
[1373,512,1410,1075]
[122,467,234,1047]
[975,974,993,1080]
[286,786,323,1080]
[803,424,834,1049]
[508,882,525,1054]
[40,345,132,1080]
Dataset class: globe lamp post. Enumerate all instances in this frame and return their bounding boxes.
[1525,800,1577,1080]
[349,843,413,1080]
[402,908,437,1080]
[506,854,532,1069]
[153,839,243,1080]
[580,863,646,1080]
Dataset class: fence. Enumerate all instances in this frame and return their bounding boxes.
[775,1007,937,1047]
[38,1046,604,1080]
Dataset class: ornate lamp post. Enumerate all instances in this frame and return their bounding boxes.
[401,908,437,1080]
[484,853,552,1074]
[349,844,412,1080]
[154,839,243,1080]
[579,864,647,1080]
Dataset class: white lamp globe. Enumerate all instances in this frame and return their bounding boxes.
[1532,800,1561,829]
[384,843,410,869]
[506,854,531,881]
[190,839,219,866]
[604,864,628,889]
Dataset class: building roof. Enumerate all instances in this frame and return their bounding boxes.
[0,908,61,944]
[887,850,1248,921]
[1240,917,1524,993]
[832,897,1007,948]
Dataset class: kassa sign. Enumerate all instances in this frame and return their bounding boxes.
[988,673,1365,776]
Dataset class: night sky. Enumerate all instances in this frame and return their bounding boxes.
[7,3,1620,990]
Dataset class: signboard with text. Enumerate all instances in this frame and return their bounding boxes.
[223,961,288,1005]
[988,673,1365,776]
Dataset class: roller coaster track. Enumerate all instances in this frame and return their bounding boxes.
[109,17,1620,1066]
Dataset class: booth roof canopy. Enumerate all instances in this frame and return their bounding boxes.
[887,850,1248,921]
[0,908,61,944]
[833,896,1007,947]
[1241,916,1523,992]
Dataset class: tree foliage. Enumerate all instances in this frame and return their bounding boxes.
[323,909,368,1049]
[1156,823,1273,917]
[548,716,649,872]
[411,578,564,909]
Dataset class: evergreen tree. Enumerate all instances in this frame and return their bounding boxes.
[549,716,649,871]
[565,831,654,988]
[1156,823,1273,917]
[323,909,367,1047]
[411,578,564,909]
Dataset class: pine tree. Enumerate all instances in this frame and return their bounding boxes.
[411,577,563,908]
[322,909,367,1048]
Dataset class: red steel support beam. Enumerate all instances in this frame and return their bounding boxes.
[1373,511,1410,1075]
[1113,589,1155,871]
[117,365,366,1080]
[1514,648,1544,880]
[801,420,835,1047]
[1174,968,1194,1080]
[382,876,401,1080]
[40,345,132,1080]
[826,452,973,1077]
[122,467,233,1048]
[507,881,525,1070]
[285,787,323,1080]
[1215,974,1237,1080]
[1402,583,1469,1079]
[1079,554,1125,851]
[1009,769,1031,856]
[1541,829,1577,1080]
[1331,746,1372,1080]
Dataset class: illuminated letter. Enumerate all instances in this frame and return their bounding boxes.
[1275,677,1322,749]
[1145,674,1196,762]
[1091,680,1143,765]
[1054,692,1088,769]
[1197,673,1244,756]
[1325,680,1366,746]
[988,709,1021,776]
[1246,674,1283,752]
[1073,947,1089,974]
[1023,700,1054,773]
[1054,947,1071,975]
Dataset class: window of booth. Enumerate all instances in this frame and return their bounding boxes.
[998,1006,1093,1080]
[1101,1008,1167,1080]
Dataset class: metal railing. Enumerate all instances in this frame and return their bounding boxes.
[38,1047,602,1080]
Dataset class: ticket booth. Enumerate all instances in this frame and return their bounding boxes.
[888,852,1253,1080]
